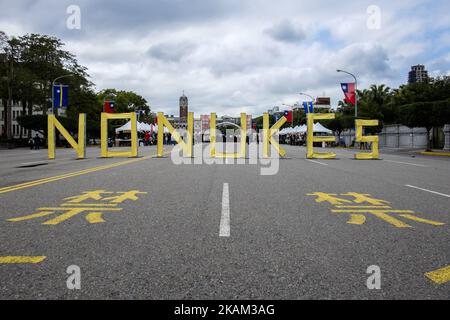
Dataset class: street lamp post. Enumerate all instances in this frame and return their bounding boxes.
[51,74,73,115]
[336,69,358,118]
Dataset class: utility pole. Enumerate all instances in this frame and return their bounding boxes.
[6,48,14,143]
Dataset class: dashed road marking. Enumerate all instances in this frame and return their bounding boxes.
[383,159,429,167]
[405,185,450,198]
[305,159,328,166]
[219,183,230,237]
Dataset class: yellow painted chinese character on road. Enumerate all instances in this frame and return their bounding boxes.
[306,192,353,205]
[307,192,445,228]
[7,190,147,225]
[102,191,147,203]
[64,190,114,203]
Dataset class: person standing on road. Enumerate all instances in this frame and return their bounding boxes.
[33,134,40,150]
[144,131,151,146]
[28,137,35,150]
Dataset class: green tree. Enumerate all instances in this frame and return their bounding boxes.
[18,33,87,116]
[0,31,20,140]
[400,100,450,151]
[97,89,150,115]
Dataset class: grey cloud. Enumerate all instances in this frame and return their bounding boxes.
[147,42,196,62]
[1,0,447,116]
[0,0,239,39]
[265,20,305,43]
[334,44,393,78]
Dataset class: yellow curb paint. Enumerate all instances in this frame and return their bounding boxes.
[419,152,450,157]
[425,265,450,284]
[0,256,46,264]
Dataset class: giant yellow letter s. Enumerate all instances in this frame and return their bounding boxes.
[355,119,379,160]
[48,114,86,159]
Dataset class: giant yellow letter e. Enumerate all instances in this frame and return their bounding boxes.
[355,119,379,160]
[48,114,86,160]
[307,113,336,159]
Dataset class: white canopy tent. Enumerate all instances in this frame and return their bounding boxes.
[314,122,333,134]
[279,123,332,135]
[115,121,162,134]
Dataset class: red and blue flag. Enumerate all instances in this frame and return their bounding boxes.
[341,83,356,106]
[284,110,293,123]
[103,100,116,113]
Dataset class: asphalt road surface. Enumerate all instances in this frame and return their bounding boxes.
[0,144,449,299]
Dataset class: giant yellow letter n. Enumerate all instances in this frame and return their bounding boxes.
[157,112,194,157]
[101,112,138,158]
[210,113,247,158]
[48,114,86,159]
[307,113,336,159]
[263,112,286,158]
[355,119,379,160]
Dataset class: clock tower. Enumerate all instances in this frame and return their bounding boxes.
[179,91,188,126]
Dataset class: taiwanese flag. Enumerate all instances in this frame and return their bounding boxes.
[284,110,293,123]
[104,100,115,113]
[341,83,356,106]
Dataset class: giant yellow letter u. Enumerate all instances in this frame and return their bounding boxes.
[209,113,247,159]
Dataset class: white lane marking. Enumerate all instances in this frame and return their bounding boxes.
[405,185,450,198]
[305,159,329,166]
[219,183,230,237]
[384,159,429,167]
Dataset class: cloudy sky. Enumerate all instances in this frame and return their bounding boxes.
[1,0,450,116]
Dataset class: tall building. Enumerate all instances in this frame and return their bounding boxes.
[179,92,188,124]
[408,65,429,84]
[314,97,331,110]
[0,100,44,139]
